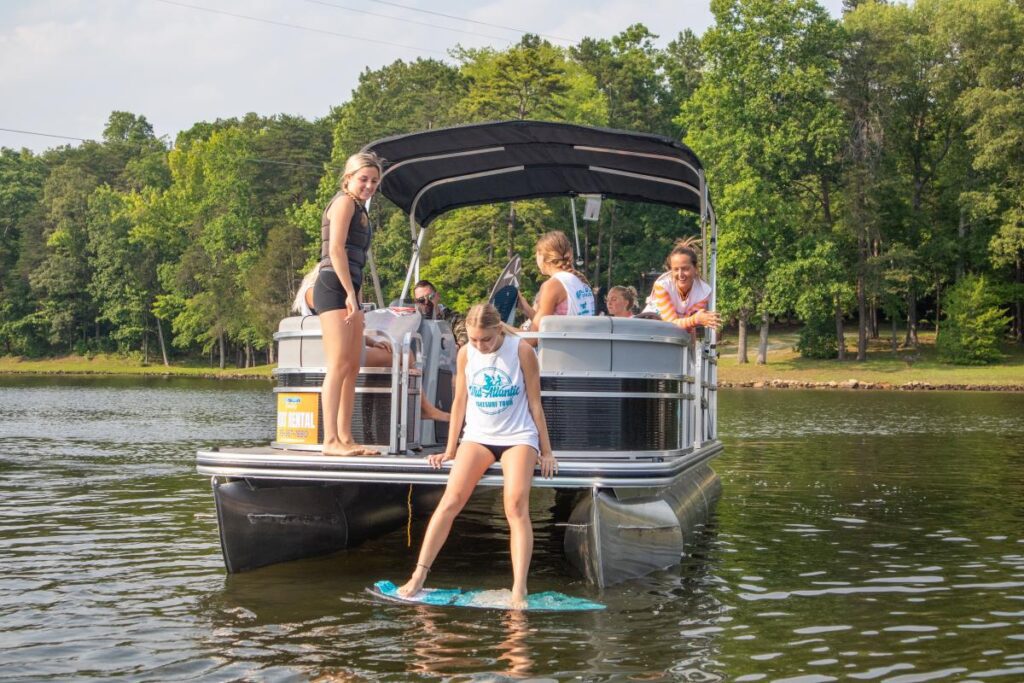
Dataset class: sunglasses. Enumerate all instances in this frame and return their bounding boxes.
[414,296,432,304]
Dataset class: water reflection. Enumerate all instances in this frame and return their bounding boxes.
[2,378,1024,680]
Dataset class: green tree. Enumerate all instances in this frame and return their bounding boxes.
[333,58,465,159]
[458,34,598,123]
[291,58,468,307]
[951,0,1024,343]
[661,29,705,138]
[571,24,671,133]
[0,149,50,355]
[155,127,260,367]
[29,163,100,349]
[936,274,1009,363]
[680,0,845,363]
[768,240,855,358]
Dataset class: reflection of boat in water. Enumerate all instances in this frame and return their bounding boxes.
[196,121,723,587]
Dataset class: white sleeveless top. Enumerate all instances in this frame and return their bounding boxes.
[462,334,539,450]
[552,271,596,316]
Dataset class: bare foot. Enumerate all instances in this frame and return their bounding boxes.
[397,569,428,598]
[322,438,379,457]
[510,589,528,611]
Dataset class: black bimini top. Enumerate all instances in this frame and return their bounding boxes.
[362,120,709,228]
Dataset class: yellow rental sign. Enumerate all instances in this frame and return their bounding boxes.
[276,393,319,445]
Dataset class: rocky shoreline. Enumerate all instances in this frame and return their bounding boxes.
[719,378,1024,392]
[3,369,1021,391]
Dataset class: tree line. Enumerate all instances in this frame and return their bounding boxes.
[1,0,1020,368]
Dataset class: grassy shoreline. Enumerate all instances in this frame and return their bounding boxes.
[2,331,1022,390]
[0,354,273,380]
[714,330,1023,391]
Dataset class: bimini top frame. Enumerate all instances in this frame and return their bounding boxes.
[360,120,717,302]
[362,119,719,448]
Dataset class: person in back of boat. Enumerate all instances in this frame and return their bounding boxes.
[315,151,384,457]
[397,303,556,610]
[516,231,595,344]
[606,285,637,318]
[413,279,467,347]
[294,263,450,424]
[592,285,609,317]
[646,238,721,331]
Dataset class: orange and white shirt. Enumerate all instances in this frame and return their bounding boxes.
[646,272,712,331]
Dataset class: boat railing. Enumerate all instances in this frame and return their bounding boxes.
[521,315,716,459]
[271,311,718,461]
[699,332,718,444]
[273,312,425,454]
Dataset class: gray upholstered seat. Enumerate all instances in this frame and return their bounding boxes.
[276,310,422,370]
[537,315,690,375]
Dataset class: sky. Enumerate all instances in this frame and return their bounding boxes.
[0,0,845,153]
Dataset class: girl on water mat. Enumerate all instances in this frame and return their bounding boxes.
[397,303,557,609]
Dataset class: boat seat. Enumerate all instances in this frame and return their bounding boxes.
[537,316,612,372]
[535,315,690,453]
[364,307,422,347]
[609,316,690,375]
[276,309,423,370]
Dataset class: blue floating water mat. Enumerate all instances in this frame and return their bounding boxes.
[370,580,605,611]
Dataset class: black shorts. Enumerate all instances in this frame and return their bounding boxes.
[474,443,537,462]
[313,268,361,314]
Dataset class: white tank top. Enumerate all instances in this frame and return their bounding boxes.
[552,271,596,316]
[461,334,539,450]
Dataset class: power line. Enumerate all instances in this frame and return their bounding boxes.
[301,0,512,43]
[366,0,577,44]
[241,156,341,170]
[152,0,447,56]
[1,126,342,170]
[0,127,89,142]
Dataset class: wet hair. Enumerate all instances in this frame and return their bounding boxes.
[535,230,590,286]
[608,285,637,310]
[340,151,384,192]
[665,236,701,272]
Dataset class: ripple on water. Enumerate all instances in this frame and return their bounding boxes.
[2,382,1024,680]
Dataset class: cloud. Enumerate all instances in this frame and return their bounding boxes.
[0,0,846,153]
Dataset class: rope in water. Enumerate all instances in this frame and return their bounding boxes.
[406,483,413,547]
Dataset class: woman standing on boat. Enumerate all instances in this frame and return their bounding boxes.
[314,152,383,457]
[517,231,595,341]
[398,303,556,609]
[647,238,721,331]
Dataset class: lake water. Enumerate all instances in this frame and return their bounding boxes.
[1,376,1023,682]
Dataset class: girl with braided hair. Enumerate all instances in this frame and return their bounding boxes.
[517,231,595,344]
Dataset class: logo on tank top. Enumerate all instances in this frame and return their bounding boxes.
[576,288,594,315]
[468,367,520,415]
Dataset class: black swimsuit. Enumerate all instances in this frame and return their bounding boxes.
[315,193,373,313]
[472,443,537,462]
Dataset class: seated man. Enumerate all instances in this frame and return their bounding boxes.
[413,279,467,346]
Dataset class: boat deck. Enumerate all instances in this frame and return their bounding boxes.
[196,441,723,489]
